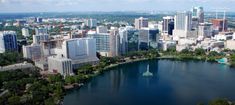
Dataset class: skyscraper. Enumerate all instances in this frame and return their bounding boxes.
[87,31,111,57]
[0,31,18,53]
[110,28,120,57]
[149,29,159,48]
[162,16,174,35]
[198,22,213,38]
[139,28,149,50]
[173,11,196,40]
[118,26,139,55]
[174,11,192,31]
[135,17,148,29]
[191,6,204,23]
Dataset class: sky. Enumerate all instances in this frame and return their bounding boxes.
[0,0,235,13]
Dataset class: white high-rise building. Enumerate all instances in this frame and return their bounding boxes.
[22,28,30,37]
[173,11,195,40]
[135,17,148,29]
[85,19,97,28]
[174,11,192,31]
[191,6,204,23]
[61,38,99,69]
[110,29,120,57]
[97,26,108,33]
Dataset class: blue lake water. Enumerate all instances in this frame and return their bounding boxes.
[63,59,235,105]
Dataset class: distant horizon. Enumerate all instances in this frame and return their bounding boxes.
[0,10,235,14]
[0,0,235,13]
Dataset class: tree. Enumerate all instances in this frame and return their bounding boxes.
[209,99,230,105]
[8,95,21,105]
[45,97,55,105]
[65,76,75,85]
[48,74,63,83]
[181,49,191,54]
[195,48,206,56]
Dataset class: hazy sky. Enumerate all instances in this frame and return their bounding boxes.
[0,0,234,13]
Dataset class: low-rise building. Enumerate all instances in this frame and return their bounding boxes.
[225,40,235,50]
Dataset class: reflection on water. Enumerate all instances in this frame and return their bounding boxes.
[64,59,235,105]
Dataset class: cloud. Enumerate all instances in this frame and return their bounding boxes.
[0,0,234,12]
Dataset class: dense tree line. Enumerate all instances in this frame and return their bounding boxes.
[0,69,64,105]
[0,52,24,66]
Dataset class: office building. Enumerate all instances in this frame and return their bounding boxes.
[16,20,26,26]
[88,32,110,57]
[110,29,120,57]
[0,31,18,53]
[211,19,228,32]
[23,44,42,61]
[191,6,204,23]
[162,16,174,35]
[61,38,99,69]
[173,11,196,40]
[119,27,128,55]
[149,29,159,48]
[48,56,73,76]
[119,26,139,54]
[36,17,43,23]
[85,19,97,28]
[174,11,192,31]
[22,28,30,37]
[139,28,149,50]
[198,22,213,38]
[35,28,47,35]
[135,17,148,29]
[168,21,174,35]
[33,34,49,44]
[97,26,108,33]
[191,17,199,30]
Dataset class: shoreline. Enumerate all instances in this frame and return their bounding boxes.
[63,55,228,91]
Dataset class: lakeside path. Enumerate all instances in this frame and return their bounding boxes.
[0,62,34,72]
[103,56,177,70]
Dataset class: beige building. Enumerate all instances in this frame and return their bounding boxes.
[225,40,235,50]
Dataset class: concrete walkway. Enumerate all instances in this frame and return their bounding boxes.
[0,62,34,71]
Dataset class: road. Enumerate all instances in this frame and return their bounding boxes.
[0,62,35,72]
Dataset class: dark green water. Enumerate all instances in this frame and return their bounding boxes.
[63,59,235,105]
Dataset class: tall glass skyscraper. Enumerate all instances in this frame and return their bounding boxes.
[191,6,204,23]
[0,31,18,53]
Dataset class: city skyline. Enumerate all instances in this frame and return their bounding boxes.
[0,0,235,13]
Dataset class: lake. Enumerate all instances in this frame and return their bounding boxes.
[63,59,235,105]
